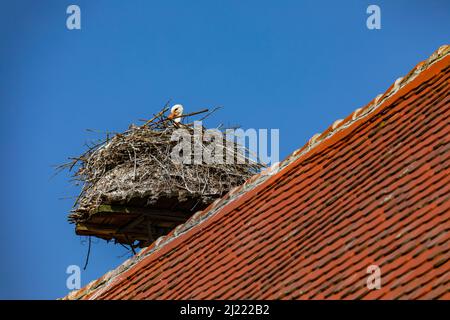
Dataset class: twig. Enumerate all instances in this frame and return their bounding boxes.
[198,106,222,121]
[83,236,92,270]
[151,108,210,126]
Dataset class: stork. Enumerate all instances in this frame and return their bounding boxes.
[168,104,184,123]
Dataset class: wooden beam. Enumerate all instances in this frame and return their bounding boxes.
[76,223,149,239]
[116,215,146,234]
[91,204,189,222]
[146,219,154,243]
[77,204,191,246]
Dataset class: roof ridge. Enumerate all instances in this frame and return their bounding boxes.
[64,44,450,300]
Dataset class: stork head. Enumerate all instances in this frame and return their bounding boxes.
[169,104,184,123]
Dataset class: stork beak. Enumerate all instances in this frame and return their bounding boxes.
[168,111,180,122]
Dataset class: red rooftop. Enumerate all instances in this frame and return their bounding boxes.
[65,45,450,300]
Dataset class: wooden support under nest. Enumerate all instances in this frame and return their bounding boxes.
[75,204,192,247]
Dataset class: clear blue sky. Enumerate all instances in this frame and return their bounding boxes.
[0,0,449,299]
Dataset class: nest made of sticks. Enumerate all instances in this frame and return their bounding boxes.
[62,105,264,223]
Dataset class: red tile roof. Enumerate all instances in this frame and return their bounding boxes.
[66,45,450,300]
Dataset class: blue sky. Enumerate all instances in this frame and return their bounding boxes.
[0,0,449,299]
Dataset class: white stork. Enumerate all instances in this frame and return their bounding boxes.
[168,104,184,123]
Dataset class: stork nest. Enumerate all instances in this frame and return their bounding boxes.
[63,106,264,223]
